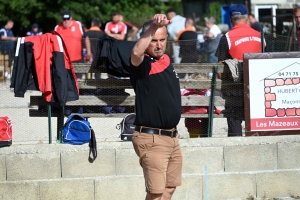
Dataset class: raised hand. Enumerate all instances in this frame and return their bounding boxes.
[152,14,172,27]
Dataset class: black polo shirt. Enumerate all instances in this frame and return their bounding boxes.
[130,54,181,129]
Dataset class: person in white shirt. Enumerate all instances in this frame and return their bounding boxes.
[204,16,222,63]
[166,8,186,63]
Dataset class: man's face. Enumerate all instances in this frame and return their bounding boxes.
[167,12,174,20]
[112,14,120,23]
[295,9,300,26]
[146,26,168,59]
[7,22,14,29]
[62,17,72,28]
[33,27,38,32]
[248,15,255,24]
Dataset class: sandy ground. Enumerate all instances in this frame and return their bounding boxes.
[0,80,229,144]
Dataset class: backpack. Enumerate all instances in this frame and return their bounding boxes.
[0,116,12,148]
[63,114,97,162]
[116,113,136,141]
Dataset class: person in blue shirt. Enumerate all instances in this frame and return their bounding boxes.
[0,20,16,79]
[26,23,43,36]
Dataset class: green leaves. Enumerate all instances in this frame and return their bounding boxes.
[0,0,181,36]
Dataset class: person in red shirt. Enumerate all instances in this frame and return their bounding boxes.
[104,11,127,40]
[215,4,264,136]
[54,10,91,63]
[54,10,91,79]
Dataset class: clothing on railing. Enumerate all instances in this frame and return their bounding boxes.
[91,35,136,77]
[10,32,79,106]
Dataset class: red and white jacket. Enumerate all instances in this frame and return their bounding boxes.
[11,32,79,105]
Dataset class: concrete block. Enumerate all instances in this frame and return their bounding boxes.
[0,181,39,200]
[278,143,300,169]
[207,173,256,200]
[95,175,202,200]
[0,155,5,181]
[6,152,60,181]
[224,144,277,172]
[61,149,115,178]
[257,170,300,198]
[39,178,94,200]
[172,175,202,200]
[95,175,145,200]
[116,148,143,175]
[182,147,224,174]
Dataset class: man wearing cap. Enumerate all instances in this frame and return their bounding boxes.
[215,4,264,136]
[26,23,43,36]
[204,16,222,63]
[54,10,91,78]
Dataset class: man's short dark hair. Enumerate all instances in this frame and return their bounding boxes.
[249,13,255,18]
[166,8,176,14]
[294,6,300,15]
[92,18,101,26]
[112,10,121,16]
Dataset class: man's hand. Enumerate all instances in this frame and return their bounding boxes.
[85,53,92,63]
[152,14,171,27]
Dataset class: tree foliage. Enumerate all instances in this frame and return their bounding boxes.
[203,2,222,24]
[0,0,182,36]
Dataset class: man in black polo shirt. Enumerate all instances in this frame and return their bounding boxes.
[130,14,182,200]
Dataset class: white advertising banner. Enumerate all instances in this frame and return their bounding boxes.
[249,58,300,131]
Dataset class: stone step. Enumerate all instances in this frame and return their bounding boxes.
[0,170,300,200]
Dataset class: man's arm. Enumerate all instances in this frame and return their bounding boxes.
[128,25,139,41]
[108,32,126,40]
[85,36,92,62]
[131,14,171,67]
[204,32,214,39]
[0,30,16,41]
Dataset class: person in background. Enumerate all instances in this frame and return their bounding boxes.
[294,6,300,49]
[105,11,127,40]
[204,16,222,63]
[131,14,182,200]
[248,14,262,32]
[166,7,186,63]
[54,10,91,79]
[26,23,43,36]
[215,4,264,136]
[86,17,105,61]
[0,20,17,79]
[120,15,139,41]
[176,17,198,64]
[85,17,105,78]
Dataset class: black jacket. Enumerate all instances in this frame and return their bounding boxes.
[91,35,136,77]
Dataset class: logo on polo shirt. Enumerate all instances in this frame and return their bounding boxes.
[173,70,179,79]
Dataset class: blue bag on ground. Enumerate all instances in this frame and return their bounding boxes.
[63,114,97,162]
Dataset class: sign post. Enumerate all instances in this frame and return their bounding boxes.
[244,52,300,136]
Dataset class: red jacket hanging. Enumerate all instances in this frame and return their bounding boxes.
[10,32,79,105]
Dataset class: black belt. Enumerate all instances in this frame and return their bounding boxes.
[135,126,177,138]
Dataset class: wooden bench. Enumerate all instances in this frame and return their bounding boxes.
[29,63,225,143]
